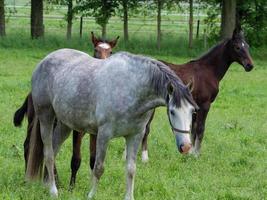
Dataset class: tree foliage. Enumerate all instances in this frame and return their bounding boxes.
[237,0,267,46]
[0,0,5,36]
[76,0,118,37]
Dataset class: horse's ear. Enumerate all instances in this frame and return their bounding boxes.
[91,32,99,46]
[186,78,194,93]
[232,26,243,40]
[167,82,174,95]
[109,36,120,48]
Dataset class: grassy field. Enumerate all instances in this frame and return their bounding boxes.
[0,35,266,200]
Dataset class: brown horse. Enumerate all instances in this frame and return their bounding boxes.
[140,28,254,161]
[13,32,119,188]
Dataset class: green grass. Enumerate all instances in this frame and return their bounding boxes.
[0,36,266,200]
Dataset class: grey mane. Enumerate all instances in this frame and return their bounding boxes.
[112,52,196,108]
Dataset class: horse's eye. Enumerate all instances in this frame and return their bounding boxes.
[110,52,113,54]
[170,110,175,116]
[235,46,241,51]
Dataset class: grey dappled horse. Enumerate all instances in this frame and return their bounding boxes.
[26,49,198,200]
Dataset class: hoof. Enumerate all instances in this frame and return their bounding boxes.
[189,147,200,158]
[88,191,95,200]
[125,194,134,200]
[50,185,58,197]
[141,150,149,163]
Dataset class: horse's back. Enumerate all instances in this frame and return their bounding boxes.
[37,48,94,73]
[31,49,96,105]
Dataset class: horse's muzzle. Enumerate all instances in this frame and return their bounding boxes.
[178,143,192,154]
[245,63,254,72]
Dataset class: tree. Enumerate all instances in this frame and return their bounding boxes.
[154,0,180,49]
[31,0,44,38]
[122,0,129,42]
[156,0,162,49]
[236,0,267,46]
[0,0,5,36]
[220,0,236,39]
[47,0,75,39]
[118,0,139,43]
[189,0,193,48]
[76,0,118,38]
[66,0,73,39]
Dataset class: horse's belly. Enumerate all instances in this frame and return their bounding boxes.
[110,111,154,137]
[53,102,97,133]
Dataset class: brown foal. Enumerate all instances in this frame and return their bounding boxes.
[141,28,254,159]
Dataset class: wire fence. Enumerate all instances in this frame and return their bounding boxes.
[4,2,221,40]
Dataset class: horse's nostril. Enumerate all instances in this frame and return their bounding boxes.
[179,143,192,154]
[245,63,254,71]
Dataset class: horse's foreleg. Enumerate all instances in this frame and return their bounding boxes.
[189,113,197,155]
[141,110,155,163]
[125,133,144,200]
[89,134,97,170]
[38,109,57,197]
[192,103,210,156]
[69,131,84,189]
[88,127,111,200]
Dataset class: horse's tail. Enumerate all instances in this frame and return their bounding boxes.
[25,116,44,181]
[13,95,29,127]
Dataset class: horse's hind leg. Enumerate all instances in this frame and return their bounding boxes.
[50,120,71,185]
[88,126,111,200]
[69,131,84,189]
[125,133,144,200]
[89,134,97,170]
[141,110,155,163]
[38,108,57,196]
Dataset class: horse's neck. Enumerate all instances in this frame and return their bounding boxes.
[201,42,233,81]
[136,97,165,116]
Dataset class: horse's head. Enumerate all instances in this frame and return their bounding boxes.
[228,28,254,72]
[91,32,120,59]
[166,82,198,154]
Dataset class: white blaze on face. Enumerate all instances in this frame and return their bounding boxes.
[168,99,194,145]
[98,42,111,50]
[242,42,245,47]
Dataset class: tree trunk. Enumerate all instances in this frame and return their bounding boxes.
[220,0,236,39]
[66,0,73,40]
[102,24,106,38]
[123,0,129,42]
[157,0,162,50]
[0,0,6,36]
[31,0,44,39]
[189,0,193,48]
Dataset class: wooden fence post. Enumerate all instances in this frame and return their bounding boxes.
[196,19,200,38]
[79,16,83,38]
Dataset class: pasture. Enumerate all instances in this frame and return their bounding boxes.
[0,36,266,200]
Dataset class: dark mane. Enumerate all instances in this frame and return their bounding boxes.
[149,60,197,108]
[189,39,230,62]
[115,52,197,108]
